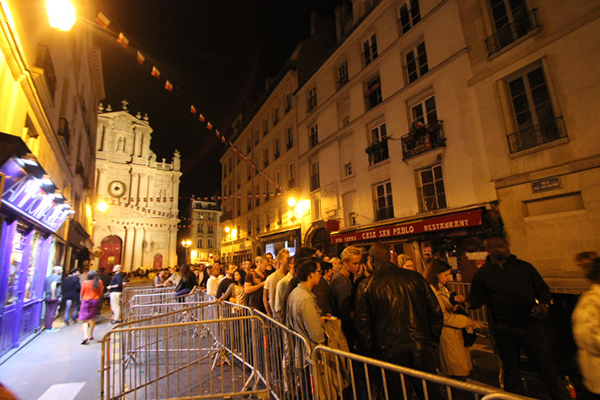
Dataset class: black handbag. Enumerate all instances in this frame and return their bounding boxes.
[450,292,478,348]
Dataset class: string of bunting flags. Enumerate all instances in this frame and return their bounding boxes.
[93,10,282,195]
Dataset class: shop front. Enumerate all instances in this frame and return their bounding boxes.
[258,228,301,258]
[0,135,71,359]
[330,205,502,280]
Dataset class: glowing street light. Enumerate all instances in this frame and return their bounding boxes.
[97,201,108,212]
[46,0,76,31]
[181,239,192,264]
[288,198,296,208]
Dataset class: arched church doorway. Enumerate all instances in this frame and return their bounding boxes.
[99,235,122,272]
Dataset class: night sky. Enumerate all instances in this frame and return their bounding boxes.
[94,0,337,200]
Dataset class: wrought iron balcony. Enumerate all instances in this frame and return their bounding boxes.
[375,205,394,221]
[365,137,389,166]
[401,121,446,160]
[485,9,539,56]
[507,117,567,153]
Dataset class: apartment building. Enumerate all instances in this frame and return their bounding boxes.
[190,199,221,264]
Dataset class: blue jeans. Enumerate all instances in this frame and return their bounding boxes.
[65,299,79,324]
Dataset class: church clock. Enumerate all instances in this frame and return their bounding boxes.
[108,180,126,198]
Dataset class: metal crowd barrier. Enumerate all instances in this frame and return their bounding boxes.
[100,315,270,400]
[310,346,533,400]
[122,285,172,306]
[447,281,489,325]
[103,289,531,400]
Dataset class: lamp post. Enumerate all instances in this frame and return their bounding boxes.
[181,239,192,264]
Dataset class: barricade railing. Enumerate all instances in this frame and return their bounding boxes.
[128,301,214,323]
[253,309,314,400]
[122,286,173,308]
[447,281,489,325]
[310,346,533,400]
[100,316,270,400]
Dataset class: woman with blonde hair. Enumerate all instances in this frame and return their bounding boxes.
[424,259,477,400]
[398,254,416,271]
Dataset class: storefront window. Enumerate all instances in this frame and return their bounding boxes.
[5,225,28,307]
[24,232,42,301]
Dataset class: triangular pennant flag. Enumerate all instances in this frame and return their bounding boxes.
[199,114,205,122]
[221,136,226,143]
[190,105,196,114]
[117,33,129,48]
[151,66,161,79]
[137,51,145,65]
[96,12,110,29]
[216,130,220,138]
[165,80,173,92]
[207,122,213,130]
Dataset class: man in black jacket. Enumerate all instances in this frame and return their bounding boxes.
[62,269,81,326]
[355,242,443,400]
[466,237,570,400]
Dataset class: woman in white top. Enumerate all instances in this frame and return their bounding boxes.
[206,266,220,297]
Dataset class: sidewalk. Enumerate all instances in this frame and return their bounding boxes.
[0,302,113,400]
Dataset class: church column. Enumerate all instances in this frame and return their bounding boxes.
[132,129,138,158]
[169,226,178,266]
[130,173,140,205]
[139,227,147,268]
[95,167,106,197]
[132,225,143,269]
[122,225,135,271]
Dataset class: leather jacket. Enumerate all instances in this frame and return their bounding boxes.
[354,262,443,356]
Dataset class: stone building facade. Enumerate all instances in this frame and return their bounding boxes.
[91,106,181,272]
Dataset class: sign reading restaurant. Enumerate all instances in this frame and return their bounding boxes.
[330,209,483,244]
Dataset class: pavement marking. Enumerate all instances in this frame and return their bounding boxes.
[37,382,85,400]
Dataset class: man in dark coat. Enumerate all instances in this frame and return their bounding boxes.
[62,269,81,325]
[355,242,443,400]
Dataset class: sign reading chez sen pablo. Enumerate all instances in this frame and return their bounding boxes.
[0,157,71,232]
[330,209,483,244]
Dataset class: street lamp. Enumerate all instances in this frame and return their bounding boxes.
[46,0,76,31]
[181,239,192,264]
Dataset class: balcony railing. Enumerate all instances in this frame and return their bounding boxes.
[485,9,539,56]
[401,121,446,160]
[375,205,394,221]
[286,141,293,150]
[288,179,295,189]
[507,117,567,154]
[58,117,71,147]
[365,137,389,166]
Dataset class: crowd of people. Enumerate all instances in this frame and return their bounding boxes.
[40,239,600,399]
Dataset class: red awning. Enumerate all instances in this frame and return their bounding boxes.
[331,208,483,244]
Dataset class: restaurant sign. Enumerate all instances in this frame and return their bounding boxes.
[0,157,71,232]
[331,209,483,244]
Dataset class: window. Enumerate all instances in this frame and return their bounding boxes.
[310,161,320,191]
[247,165,252,181]
[263,119,269,137]
[208,225,214,234]
[418,165,447,211]
[264,148,269,168]
[237,198,241,216]
[274,139,280,159]
[309,124,319,149]
[236,173,240,189]
[247,218,252,235]
[208,238,214,249]
[273,107,279,125]
[345,163,353,176]
[312,198,321,221]
[363,34,378,66]
[286,127,294,149]
[254,128,259,144]
[197,224,203,233]
[487,0,536,55]
[366,123,389,165]
[35,45,57,99]
[337,61,349,89]
[275,171,281,189]
[506,66,564,153]
[247,191,252,211]
[289,163,295,188]
[256,184,261,207]
[374,182,394,220]
[406,42,428,83]
[307,87,317,113]
[411,96,437,125]
[265,183,270,202]
[246,138,252,153]
[197,238,203,248]
[399,0,421,34]
[364,75,382,110]
[349,212,357,226]
[285,92,292,113]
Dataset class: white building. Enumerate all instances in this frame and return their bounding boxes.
[189,199,221,264]
[92,105,181,271]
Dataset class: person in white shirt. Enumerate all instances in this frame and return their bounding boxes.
[206,266,220,297]
[263,249,290,318]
